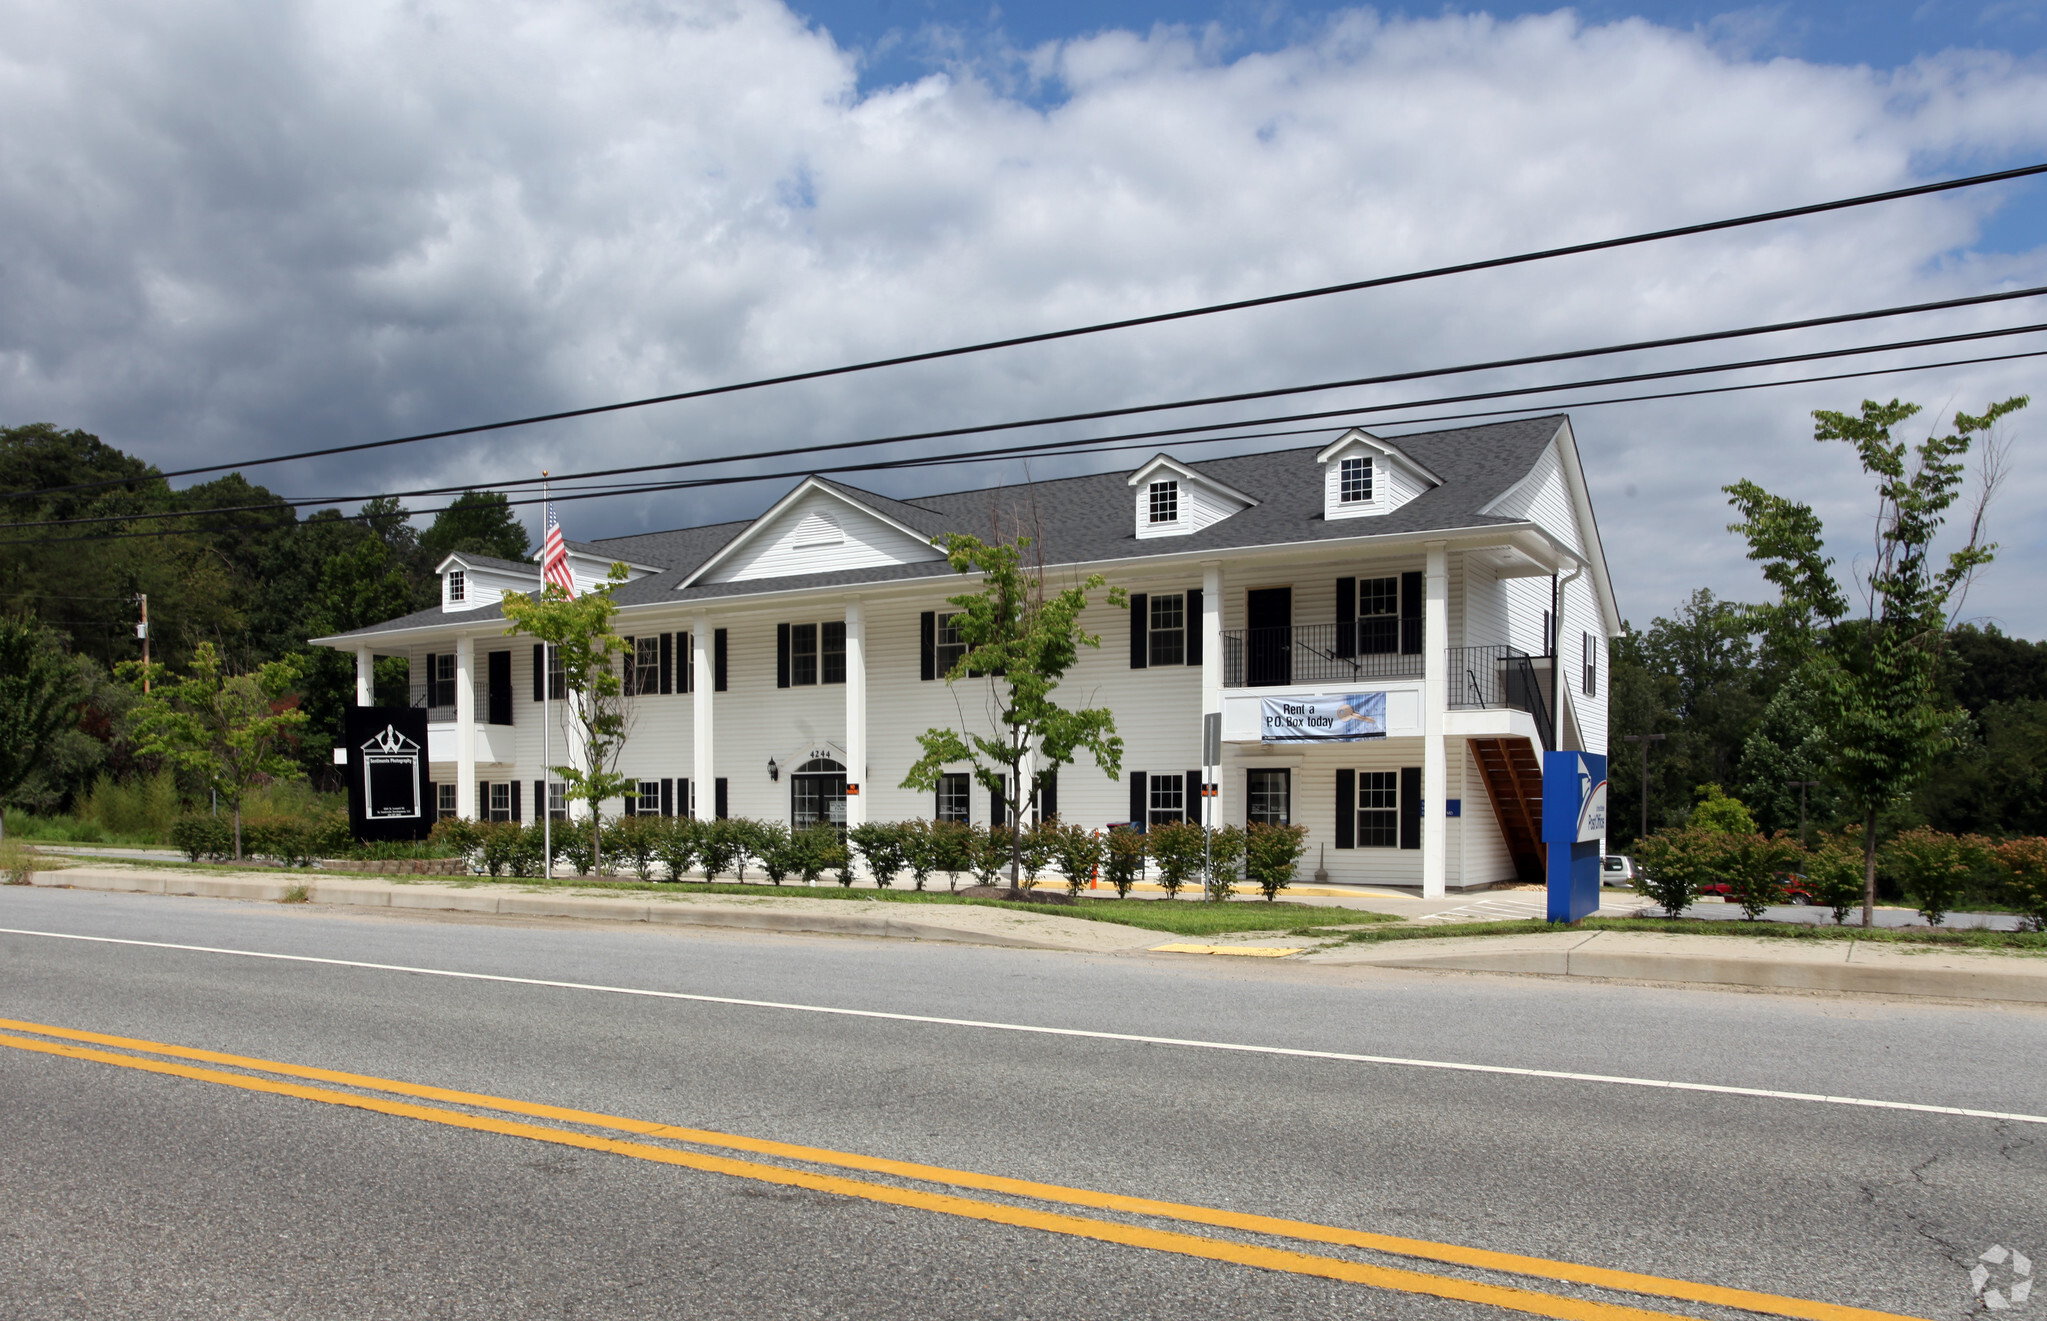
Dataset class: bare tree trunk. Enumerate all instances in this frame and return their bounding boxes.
[1860,805,1878,928]
[592,809,603,877]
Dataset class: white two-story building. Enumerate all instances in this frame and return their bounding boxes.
[315,414,1618,896]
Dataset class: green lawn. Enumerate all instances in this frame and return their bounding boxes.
[1337,914,2047,952]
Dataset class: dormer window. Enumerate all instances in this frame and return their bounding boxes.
[446,570,466,603]
[1148,481,1179,524]
[1339,457,1373,504]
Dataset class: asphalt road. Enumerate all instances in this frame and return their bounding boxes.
[2,886,2042,1321]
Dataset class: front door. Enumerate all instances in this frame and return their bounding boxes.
[790,757,848,831]
[1246,587,1292,686]
[486,651,513,726]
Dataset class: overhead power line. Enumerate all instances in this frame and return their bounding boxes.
[8,290,2045,532]
[5,337,2040,548]
[9,160,2046,505]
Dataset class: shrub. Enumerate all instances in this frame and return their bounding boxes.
[1633,828,1720,917]
[1713,833,1803,920]
[171,814,234,863]
[1204,824,1247,902]
[466,820,526,877]
[1244,822,1309,902]
[1804,838,1865,925]
[429,816,478,858]
[242,816,319,868]
[1994,837,2047,932]
[726,818,761,882]
[1148,821,1206,899]
[1048,822,1104,897]
[654,817,700,882]
[973,827,1011,887]
[1101,825,1147,898]
[787,824,840,886]
[1883,828,1987,927]
[1019,819,1060,890]
[559,820,596,876]
[898,819,936,891]
[1,839,37,885]
[928,819,977,890]
[849,821,907,889]
[506,823,547,877]
[609,813,663,882]
[697,818,746,880]
[752,821,793,885]
[1689,783,1758,834]
[831,833,857,888]
[79,770,183,842]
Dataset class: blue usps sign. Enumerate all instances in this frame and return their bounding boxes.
[1542,751,1607,923]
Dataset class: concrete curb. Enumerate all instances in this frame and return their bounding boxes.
[1309,930,2047,1004]
[18,867,1154,953]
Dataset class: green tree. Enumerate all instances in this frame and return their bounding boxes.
[119,643,307,859]
[499,564,635,876]
[1726,394,2027,925]
[1689,783,1758,834]
[0,615,86,839]
[422,490,532,567]
[899,533,1126,883]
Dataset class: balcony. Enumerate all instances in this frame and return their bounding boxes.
[1221,624,1424,688]
[1449,645,1553,750]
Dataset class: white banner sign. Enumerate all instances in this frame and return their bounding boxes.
[1260,693,1388,742]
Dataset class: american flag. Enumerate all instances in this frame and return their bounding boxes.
[541,502,576,597]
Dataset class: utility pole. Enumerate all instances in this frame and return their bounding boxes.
[135,593,150,692]
[1621,733,1666,844]
[1787,780,1822,849]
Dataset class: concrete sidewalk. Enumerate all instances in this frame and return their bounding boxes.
[1309,929,2047,1003]
[17,865,1164,954]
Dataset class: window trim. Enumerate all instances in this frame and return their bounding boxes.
[1148,592,1186,667]
[1147,773,1185,828]
[1246,767,1291,827]
[1356,770,1398,849]
[1338,455,1373,504]
[1583,630,1598,696]
[446,570,466,603]
[935,611,967,676]
[1147,480,1179,525]
[935,772,971,824]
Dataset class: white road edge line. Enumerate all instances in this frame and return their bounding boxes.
[5,925,2043,1127]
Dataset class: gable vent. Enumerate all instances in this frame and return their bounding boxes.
[791,512,845,548]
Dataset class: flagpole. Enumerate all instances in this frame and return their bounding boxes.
[542,471,553,884]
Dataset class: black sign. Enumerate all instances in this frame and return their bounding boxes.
[344,706,432,842]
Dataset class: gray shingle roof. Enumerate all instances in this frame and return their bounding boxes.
[318,416,1564,642]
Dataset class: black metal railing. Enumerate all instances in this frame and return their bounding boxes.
[1449,645,1554,750]
[1221,625,1425,688]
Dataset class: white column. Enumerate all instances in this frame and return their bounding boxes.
[692,615,714,821]
[1422,542,1449,898]
[1201,561,1224,828]
[455,634,477,820]
[844,598,867,829]
[355,647,374,706]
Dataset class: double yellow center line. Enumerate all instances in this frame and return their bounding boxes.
[0,1016,1925,1321]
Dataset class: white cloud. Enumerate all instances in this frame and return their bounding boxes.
[1,1,2044,629]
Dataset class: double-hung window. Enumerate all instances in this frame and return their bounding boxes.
[429,653,456,707]
[1583,631,1598,696]
[633,636,660,695]
[935,773,971,824]
[1246,768,1291,826]
[548,781,567,821]
[935,612,967,675]
[1148,480,1179,525]
[634,780,662,816]
[822,621,847,685]
[1339,456,1373,504]
[783,621,847,687]
[790,623,818,686]
[1357,576,1399,654]
[437,783,457,820]
[1148,775,1185,829]
[1148,593,1186,666]
[446,570,466,603]
[488,782,512,822]
[1356,772,1398,848]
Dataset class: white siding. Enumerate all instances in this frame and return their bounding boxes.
[1133,476,1246,539]
[700,489,943,584]
[1321,440,1430,521]
[1460,556,1510,651]
[1488,441,1584,555]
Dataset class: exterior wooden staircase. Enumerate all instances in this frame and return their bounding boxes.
[1469,737,1545,882]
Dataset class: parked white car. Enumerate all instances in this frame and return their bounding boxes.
[1601,855,1639,887]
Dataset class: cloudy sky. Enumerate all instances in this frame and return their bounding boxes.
[3,0,2044,633]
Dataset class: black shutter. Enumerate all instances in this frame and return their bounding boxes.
[425,654,438,706]
[1400,570,1423,655]
[477,781,488,821]
[1128,771,1147,832]
[1335,769,1356,849]
[660,777,674,817]
[1335,577,1356,658]
[1185,588,1203,666]
[1185,770,1202,823]
[776,623,790,688]
[1038,770,1058,824]
[679,778,690,819]
[715,778,729,819]
[1400,766,1422,850]
[678,632,692,693]
[920,611,936,681]
[511,780,522,824]
[532,644,544,701]
[1129,593,1148,668]
[622,637,636,695]
[659,633,673,695]
[533,780,544,820]
[991,776,1005,828]
[714,629,728,691]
